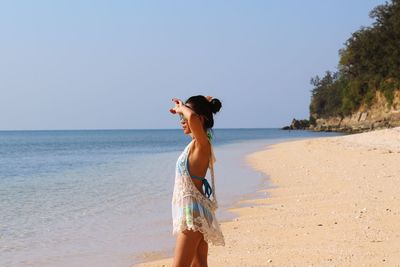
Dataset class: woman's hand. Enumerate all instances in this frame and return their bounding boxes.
[169,98,184,114]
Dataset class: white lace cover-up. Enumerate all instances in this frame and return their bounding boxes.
[172,140,225,246]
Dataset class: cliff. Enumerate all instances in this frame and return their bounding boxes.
[310,90,400,133]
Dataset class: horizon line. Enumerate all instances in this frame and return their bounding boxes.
[0,127,284,132]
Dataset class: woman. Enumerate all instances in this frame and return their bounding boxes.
[169,95,225,267]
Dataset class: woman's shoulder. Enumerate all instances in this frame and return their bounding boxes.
[192,139,211,156]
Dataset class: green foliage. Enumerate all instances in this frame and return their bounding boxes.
[309,71,347,118]
[310,0,400,118]
[309,115,316,125]
[380,79,400,106]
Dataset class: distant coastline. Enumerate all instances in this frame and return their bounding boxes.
[283,0,400,135]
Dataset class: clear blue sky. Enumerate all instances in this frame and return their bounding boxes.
[0,0,385,130]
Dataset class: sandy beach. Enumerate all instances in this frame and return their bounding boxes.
[137,127,400,266]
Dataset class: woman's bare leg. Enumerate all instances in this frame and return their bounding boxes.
[191,235,208,267]
[173,230,203,267]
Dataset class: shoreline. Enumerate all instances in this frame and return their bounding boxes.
[133,137,319,266]
[133,137,297,267]
[133,139,278,266]
[136,127,400,266]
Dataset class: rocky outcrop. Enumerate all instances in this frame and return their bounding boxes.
[310,90,400,133]
[282,118,310,130]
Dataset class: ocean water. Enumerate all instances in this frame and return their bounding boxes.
[0,129,347,266]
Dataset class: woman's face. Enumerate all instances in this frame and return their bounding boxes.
[180,103,206,136]
[181,120,191,135]
[180,103,192,135]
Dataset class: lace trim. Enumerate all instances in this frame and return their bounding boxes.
[173,217,225,246]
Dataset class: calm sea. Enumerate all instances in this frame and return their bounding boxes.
[0,129,346,266]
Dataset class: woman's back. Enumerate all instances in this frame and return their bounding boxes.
[186,140,211,194]
[172,140,225,246]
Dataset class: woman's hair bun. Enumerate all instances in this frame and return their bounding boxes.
[210,98,222,114]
